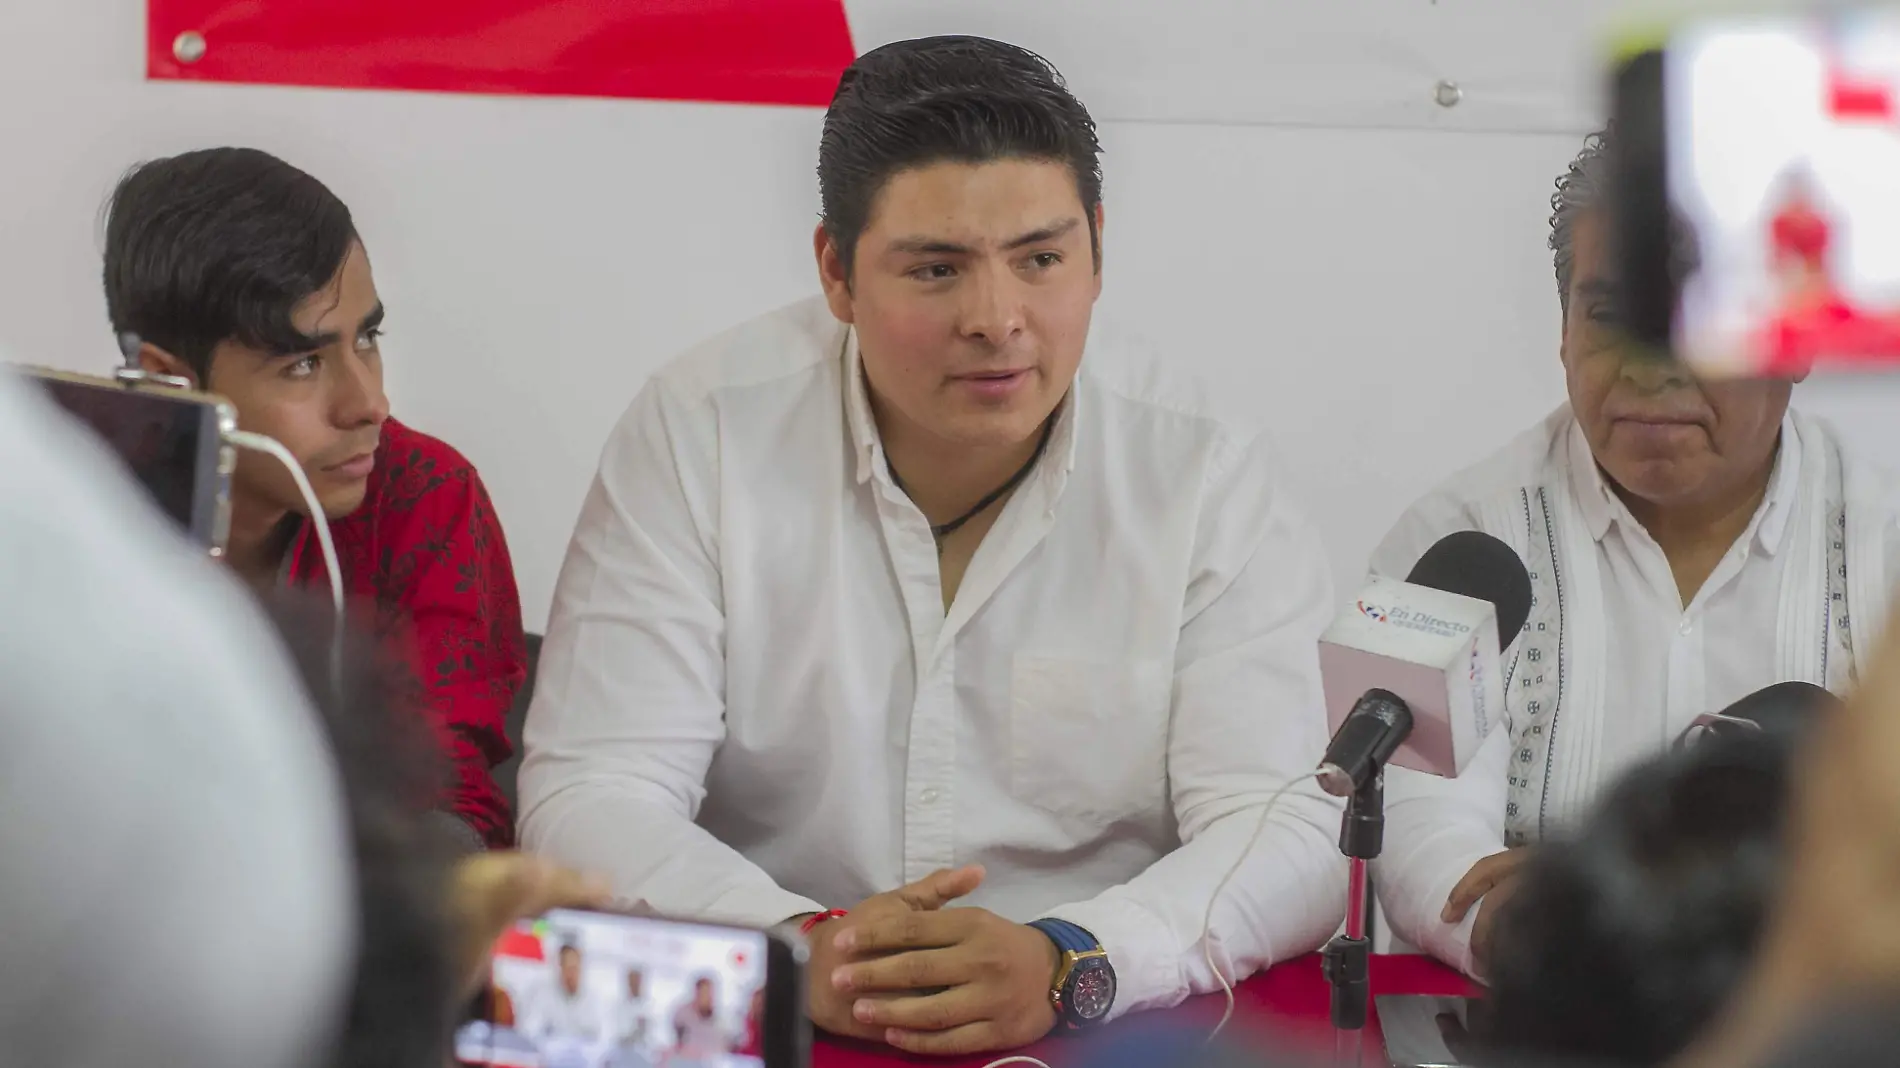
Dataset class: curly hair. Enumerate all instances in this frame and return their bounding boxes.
[1549,126,1616,316]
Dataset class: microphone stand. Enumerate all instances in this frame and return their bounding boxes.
[1321,770,1383,1068]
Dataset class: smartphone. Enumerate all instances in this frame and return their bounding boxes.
[20,366,235,554]
[1612,9,1900,378]
[1377,994,1478,1068]
[455,908,808,1068]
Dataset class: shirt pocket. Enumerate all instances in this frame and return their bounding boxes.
[1009,654,1172,825]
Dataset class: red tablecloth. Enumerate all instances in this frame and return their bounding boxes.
[812,953,1474,1067]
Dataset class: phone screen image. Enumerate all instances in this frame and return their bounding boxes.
[456,909,771,1068]
[1668,11,1900,376]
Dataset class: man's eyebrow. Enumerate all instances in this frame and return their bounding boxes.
[885,217,1083,257]
[1574,277,1620,299]
[298,302,387,350]
[1002,217,1082,250]
[887,236,970,256]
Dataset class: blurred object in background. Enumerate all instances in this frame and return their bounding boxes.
[1677,585,1900,1068]
[1612,8,1900,379]
[0,364,354,1068]
[257,588,459,1068]
[1673,680,1842,751]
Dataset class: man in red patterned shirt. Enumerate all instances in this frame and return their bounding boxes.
[102,147,524,848]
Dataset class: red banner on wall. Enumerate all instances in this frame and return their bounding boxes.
[146,0,856,108]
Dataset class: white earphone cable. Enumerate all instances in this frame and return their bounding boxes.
[223,429,345,693]
[1201,769,1322,1043]
[974,768,1321,1068]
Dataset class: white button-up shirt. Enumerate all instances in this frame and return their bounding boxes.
[1370,415,1900,974]
[519,298,1347,1016]
[523,983,614,1044]
[1565,420,1802,756]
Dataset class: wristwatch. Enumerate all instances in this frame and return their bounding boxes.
[1027,919,1116,1029]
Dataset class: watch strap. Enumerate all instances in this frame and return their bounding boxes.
[1029,918,1100,956]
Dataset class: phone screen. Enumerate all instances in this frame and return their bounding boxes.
[1668,11,1900,376]
[34,374,213,537]
[1375,994,1477,1068]
[456,908,778,1068]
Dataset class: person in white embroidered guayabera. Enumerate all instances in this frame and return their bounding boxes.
[1369,127,1900,980]
[519,35,1345,1059]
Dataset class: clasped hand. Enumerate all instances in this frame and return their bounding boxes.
[806,865,1062,1055]
[1442,846,1532,972]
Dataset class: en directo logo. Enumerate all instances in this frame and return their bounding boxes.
[1357,601,1388,622]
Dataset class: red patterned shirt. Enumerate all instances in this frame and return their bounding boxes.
[286,417,524,847]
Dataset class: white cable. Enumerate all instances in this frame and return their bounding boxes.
[1201,769,1323,1043]
[972,769,1319,1068]
[223,430,343,615]
[224,430,345,692]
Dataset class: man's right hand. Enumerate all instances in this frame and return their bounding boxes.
[802,865,986,1041]
[1443,848,1530,973]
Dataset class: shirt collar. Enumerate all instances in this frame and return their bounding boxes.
[843,327,879,485]
[841,325,1083,487]
[1566,412,1802,556]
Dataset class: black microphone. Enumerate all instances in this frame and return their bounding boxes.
[1678,680,1841,749]
[1406,530,1535,652]
[1317,531,1534,796]
[1316,690,1412,799]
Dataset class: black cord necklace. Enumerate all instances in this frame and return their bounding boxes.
[887,417,1056,552]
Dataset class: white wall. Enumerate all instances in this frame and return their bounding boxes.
[1,0,1887,631]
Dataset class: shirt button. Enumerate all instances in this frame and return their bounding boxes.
[1679,618,1695,636]
[919,789,941,804]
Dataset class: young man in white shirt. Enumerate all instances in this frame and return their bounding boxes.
[521,34,1345,1057]
[612,970,650,1052]
[526,944,613,1046]
[1370,128,1900,978]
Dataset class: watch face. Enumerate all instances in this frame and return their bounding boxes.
[1068,957,1116,1023]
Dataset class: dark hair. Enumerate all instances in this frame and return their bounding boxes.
[817,35,1103,279]
[1475,733,1793,1067]
[103,147,358,378]
[560,944,582,958]
[258,591,456,1068]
